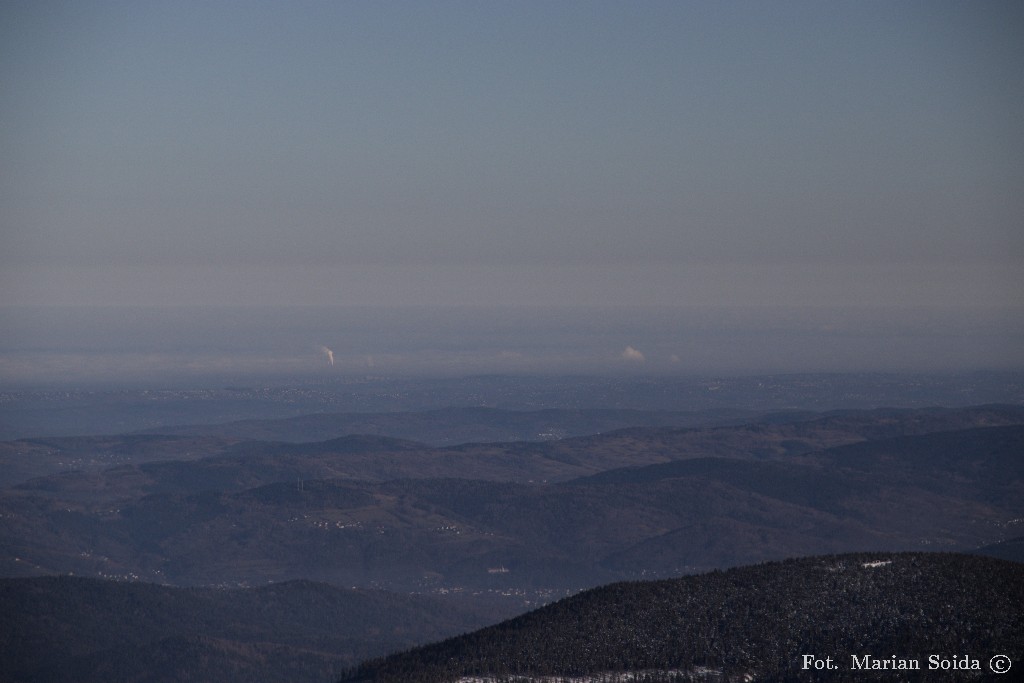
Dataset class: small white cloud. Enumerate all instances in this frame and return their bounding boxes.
[669,354,680,364]
[621,346,645,362]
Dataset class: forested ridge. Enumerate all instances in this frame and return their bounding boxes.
[341,552,1024,682]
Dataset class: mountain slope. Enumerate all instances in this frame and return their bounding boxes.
[0,575,499,683]
[341,552,1024,682]
[973,535,1024,564]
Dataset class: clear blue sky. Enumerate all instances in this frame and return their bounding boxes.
[2,0,1022,308]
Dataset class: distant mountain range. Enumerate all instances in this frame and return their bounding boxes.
[6,372,1020,441]
[341,552,1024,683]
[6,404,1023,488]
[0,407,752,489]
[140,406,759,445]
[3,408,1022,591]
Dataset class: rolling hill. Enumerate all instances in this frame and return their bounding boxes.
[3,424,1021,591]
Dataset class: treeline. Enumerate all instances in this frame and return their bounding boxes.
[341,552,1024,682]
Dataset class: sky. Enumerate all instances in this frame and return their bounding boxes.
[2,0,1022,310]
[0,1,1022,381]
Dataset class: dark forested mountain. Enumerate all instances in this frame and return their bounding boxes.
[341,552,1024,683]
[0,575,499,683]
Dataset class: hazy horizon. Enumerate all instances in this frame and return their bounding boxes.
[1,304,1021,387]
[3,2,1022,384]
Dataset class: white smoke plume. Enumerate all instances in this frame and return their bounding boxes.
[320,346,335,366]
[622,346,646,362]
